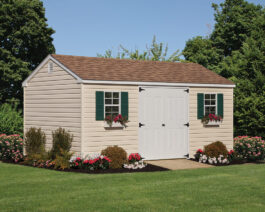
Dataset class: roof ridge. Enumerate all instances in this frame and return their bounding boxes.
[51,54,197,65]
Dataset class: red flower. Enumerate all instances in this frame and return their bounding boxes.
[197,149,203,153]
[83,160,89,164]
[76,157,81,161]
[75,162,79,166]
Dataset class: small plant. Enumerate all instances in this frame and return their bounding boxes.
[25,128,46,155]
[234,136,265,161]
[124,153,146,169]
[201,113,222,125]
[104,115,114,127]
[0,134,24,162]
[194,149,203,161]
[204,141,228,158]
[50,128,73,159]
[114,114,128,127]
[54,149,73,170]
[101,145,127,169]
[128,153,142,163]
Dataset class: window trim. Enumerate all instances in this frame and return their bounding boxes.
[204,93,218,116]
[103,91,121,118]
[48,61,53,73]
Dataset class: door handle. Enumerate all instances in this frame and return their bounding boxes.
[139,122,145,128]
[162,124,165,127]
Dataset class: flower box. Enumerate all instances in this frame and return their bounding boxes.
[204,120,222,126]
[104,122,124,128]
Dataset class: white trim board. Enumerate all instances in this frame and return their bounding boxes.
[81,80,235,88]
[22,54,236,88]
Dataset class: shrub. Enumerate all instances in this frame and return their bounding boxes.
[23,152,50,167]
[54,149,73,170]
[204,141,228,158]
[50,128,73,159]
[234,136,265,161]
[0,134,24,162]
[101,145,127,169]
[0,103,23,136]
[25,128,46,155]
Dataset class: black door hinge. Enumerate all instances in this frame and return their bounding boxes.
[184,122,189,127]
[139,122,145,128]
[184,89,189,93]
[184,153,189,158]
[139,87,145,92]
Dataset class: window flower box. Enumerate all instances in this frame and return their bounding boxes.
[104,121,124,128]
[201,113,222,126]
[104,114,128,128]
[204,120,222,126]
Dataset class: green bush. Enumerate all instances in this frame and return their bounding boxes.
[0,103,23,136]
[234,136,265,161]
[50,128,73,159]
[101,145,127,169]
[0,134,24,162]
[204,141,228,158]
[25,128,46,155]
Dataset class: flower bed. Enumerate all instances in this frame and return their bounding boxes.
[0,134,24,163]
[194,149,233,165]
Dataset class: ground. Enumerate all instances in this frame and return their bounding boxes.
[0,162,264,212]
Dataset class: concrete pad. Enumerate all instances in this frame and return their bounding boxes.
[146,159,213,170]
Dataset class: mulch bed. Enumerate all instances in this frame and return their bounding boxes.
[1,160,169,174]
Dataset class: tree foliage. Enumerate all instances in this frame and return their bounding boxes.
[98,36,183,62]
[183,0,265,137]
[0,0,55,104]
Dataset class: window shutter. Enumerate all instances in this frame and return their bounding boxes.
[217,93,224,118]
[197,93,204,119]
[121,92,129,118]
[95,91,104,120]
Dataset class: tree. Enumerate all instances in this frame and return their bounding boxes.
[98,36,183,62]
[183,0,265,137]
[0,0,55,104]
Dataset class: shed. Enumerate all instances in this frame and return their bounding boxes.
[22,54,235,159]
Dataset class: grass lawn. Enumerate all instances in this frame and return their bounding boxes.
[0,162,264,212]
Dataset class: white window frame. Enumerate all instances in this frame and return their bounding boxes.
[48,61,53,73]
[104,91,121,118]
[204,93,218,116]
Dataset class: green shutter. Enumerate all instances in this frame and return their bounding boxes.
[197,93,204,119]
[95,91,104,120]
[217,93,224,118]
[121,92,129,118]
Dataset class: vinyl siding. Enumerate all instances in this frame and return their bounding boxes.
[81,84,138,156]
[24,60,81,154]
[189,87,233,157]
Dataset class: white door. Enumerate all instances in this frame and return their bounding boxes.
[139,87,189,160]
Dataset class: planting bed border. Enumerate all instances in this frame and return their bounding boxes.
[1,160,169,174]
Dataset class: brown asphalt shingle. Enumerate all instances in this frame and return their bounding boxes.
[51,54,234,85]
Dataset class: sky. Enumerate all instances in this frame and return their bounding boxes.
[42,0,264,58]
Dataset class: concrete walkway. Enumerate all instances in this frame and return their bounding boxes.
[147,159,213,170]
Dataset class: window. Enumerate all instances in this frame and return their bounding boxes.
[204,94,216,116]
[48,61,53,73]
[104,92,120,117]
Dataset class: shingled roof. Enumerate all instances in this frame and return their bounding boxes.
[51,54,234,85]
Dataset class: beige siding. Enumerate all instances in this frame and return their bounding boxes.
[189,87,233,157]
[24,60,81,154]
[81,84,138,156]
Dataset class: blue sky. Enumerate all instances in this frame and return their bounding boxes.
[42,0,264,57]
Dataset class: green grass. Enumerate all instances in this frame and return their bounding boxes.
[0,163,264,212]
